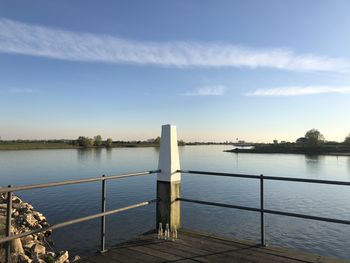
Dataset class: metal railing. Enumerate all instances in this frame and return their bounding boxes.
[2,168,350,262]
[0,170,159,263]
[178,169,350,247]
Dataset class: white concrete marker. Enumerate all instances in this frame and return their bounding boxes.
[157,124,181,182]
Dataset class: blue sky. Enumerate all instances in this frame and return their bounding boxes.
[1,0,350,142]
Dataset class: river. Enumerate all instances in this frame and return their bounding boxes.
[0,145,349,259]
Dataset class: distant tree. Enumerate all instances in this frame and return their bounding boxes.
[154,137,161,145]
[105,138,113,147]
[94,135,103,147]
[296,137,307,144]
[77,136,94,147]
[77,136,86,147]
[86,138,94,147]
[344,133,350,145]
[304,129,324,147]
[178,140,185,146]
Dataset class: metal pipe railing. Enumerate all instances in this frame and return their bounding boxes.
[179,198,350,225]
[0,199,157,244]
[260,174,265,247]
[179,169,350,247]
[179,169,350,186]
[0,170,160,194]
[5,185,12,263]
[100,174,107,253]
[1,170,159,263]
[2,167,350,261]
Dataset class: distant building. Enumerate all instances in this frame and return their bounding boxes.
[296,137,307,144]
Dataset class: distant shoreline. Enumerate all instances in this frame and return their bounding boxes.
[224,146,350,156]
[0,142,159,151]
[225,150,350,156]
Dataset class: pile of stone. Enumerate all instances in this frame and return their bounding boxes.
[0,193,72,263]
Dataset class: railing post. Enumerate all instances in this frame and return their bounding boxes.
[260,174,266,247]
[157,124,181,232]
[100,175,106,253]
[6,185,13,263]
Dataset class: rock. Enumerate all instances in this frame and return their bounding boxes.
[31,244,46,257]
[4,194,68,263]
[24,214,38,227]
[12,196,22,204]
[18,253,33,263]
[32,258,46,263]
[21,235,35,246]
[11,252,32,263]
[33,212,46,222]
[55,251,69,263]
[26,204,34,211]
[71,255,80,262]
[11,238,24,254]
[23,240,35,249]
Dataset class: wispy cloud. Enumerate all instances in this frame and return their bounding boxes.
[246,86,350,96]
[9,88,40,94]
[0,18,349,72]
[183,85,226,96]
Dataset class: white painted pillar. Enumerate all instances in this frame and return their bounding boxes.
[156,124,181,230]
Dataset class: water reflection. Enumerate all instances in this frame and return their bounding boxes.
[93,148,102,162]
[304,154,323,174]
[1,146,350,259]
[106,147,113,160]
[77,148,95,164]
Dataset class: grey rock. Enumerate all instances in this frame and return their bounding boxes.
[31,244,46,257]
[71,255,81,262]
[55,251,69,263]
[11,238,24,254]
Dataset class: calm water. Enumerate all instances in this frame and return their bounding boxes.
[1,146,350,259]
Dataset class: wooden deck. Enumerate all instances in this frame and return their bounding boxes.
[81,229,349,263]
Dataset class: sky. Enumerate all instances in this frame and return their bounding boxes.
[0,0,350,142]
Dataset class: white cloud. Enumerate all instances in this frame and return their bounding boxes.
[183,85,226,96]
[9,88,39,94]
[246,86,350,96]
[0,18,349,72]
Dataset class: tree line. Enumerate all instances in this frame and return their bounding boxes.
[296,129,350,147]
[73,135,113,148]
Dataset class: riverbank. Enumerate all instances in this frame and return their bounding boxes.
[0,194,72,263]
[225,144,350,156]
[0,142,159,151]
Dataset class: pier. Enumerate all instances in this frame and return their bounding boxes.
[82,230,346,263]
[1,124,350,263]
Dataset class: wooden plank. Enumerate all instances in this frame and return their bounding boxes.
[88,254,123,263]
[177,230,347,263]
[127,243,185,261]
[84,230,349,263]
[106,247,165,263]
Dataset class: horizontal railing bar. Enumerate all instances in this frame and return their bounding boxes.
[179,198,261,212]
[263,176,350,186]
[0,170,160,193]
[263,208,350,225]
[179,170,260,179]
[0,199,157,244]
[179,170,350,186]
[179,198,350,225]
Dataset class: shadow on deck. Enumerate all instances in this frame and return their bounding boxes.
[80,229,349,263]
